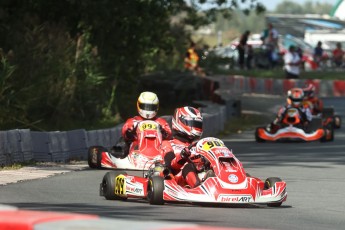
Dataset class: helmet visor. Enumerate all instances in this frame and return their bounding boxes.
[138,103,158,112]
[180,117,203,129]
[292,98,302,106]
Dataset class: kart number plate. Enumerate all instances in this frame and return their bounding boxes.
[115,175,126,195]
[139,123,158,131]
[202,140,225,151]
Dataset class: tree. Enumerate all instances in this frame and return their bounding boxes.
[274,0,333,14]
[0,0,265,130]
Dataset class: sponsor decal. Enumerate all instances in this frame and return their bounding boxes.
[126,183,144,195]
[218,195,252,203]
[215,149,232,156]
[228,174,238,183]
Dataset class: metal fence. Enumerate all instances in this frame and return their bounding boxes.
[0,99,240,166]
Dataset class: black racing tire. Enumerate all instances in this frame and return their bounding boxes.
[101,171,128,200]
[264,177,283,207]
[147,176,165,205]
[88,146,106,169]
[333,115,341,129]
[255,127,265,143]
[320,124,334,142]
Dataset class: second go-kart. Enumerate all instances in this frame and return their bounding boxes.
[255,107,334,143]
[88,120,163,170]
[99,137,287,207]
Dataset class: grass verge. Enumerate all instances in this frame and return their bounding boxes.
[218,113,271,137]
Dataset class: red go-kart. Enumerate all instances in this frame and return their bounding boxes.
[255,107,334,142]
[100,137,287,207]
[88,120,163,170]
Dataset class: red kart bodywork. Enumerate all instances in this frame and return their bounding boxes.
[100,137,287,207]
[256,108,333,142]
[88,120,163,170]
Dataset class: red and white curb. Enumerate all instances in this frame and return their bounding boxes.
[0,205,265,230]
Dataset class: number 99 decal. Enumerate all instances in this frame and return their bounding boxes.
[139,123,157,131]
[115,175,126,196]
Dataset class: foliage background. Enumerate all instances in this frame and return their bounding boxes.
[0,0,336,131]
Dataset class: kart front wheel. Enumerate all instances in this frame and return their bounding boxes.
[147,176,164,205]
[255,127,266,143]
[264,177,283,207]
[100,171,128,200]
[320,125,334,142]
[88,146,106,169]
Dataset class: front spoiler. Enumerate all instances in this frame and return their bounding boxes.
[257,126,324,142]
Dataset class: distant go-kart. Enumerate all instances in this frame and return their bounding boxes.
[88,120,163,170]
[255,108,334,142]
[99,137,287,207]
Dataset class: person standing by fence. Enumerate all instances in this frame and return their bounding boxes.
[237,30,250,69]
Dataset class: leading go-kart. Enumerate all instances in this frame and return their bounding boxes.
[255,107,334,142]
[88,120,163,170]
[99,137,287,207]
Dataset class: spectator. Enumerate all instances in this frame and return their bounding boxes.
[261,23,279,68]
[184,41,204,76]
[313,41,324,69]
[332,42,345,67]
[284,45,301,79]
[246,45,254,69]
[237,30,250,69]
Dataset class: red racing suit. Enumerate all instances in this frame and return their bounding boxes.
[303,96,323,115]
[161,136,205,188]
[276,105,312,123]
[121,115,172,156]
[268,104,312,133]
[122,115,172,142]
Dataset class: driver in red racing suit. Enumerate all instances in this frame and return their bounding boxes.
[121,91,172,157]
[302,83,323,115]
[161,106,205,189]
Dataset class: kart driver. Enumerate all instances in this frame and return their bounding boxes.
[121,91,172,157]
[161,106,206,189]
[267,87,312,133]
[302,83,323,115]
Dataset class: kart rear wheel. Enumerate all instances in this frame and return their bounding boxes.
[88,146,106,169]
[264,177,283,207]
[147,176,164,205]
[100,171,128,200]
[255,127,265,143]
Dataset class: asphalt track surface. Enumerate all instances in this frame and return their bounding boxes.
[1,96,345,230]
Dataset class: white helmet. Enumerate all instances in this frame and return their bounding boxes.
[137,91,159,119]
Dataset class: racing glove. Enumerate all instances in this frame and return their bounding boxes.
[125,126,136,140]
[180,147,191,159]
